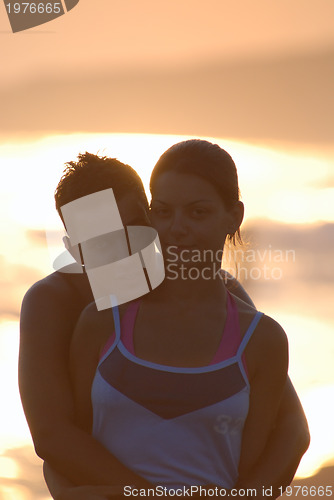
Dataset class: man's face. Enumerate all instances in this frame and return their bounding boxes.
[79,193,151,270]
[60,188,164,309]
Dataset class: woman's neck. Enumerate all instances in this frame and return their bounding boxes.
[151,264,227,305]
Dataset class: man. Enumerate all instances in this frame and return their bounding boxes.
[19,152,309,500]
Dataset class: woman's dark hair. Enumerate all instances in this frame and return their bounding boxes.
[150,139,242,244]
[55,152,148,225]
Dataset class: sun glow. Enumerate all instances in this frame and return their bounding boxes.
[1,133,333,232]
[0,321,32,455]
[0,457,19,479]
[296,386,334,478]
[255,312,334,478]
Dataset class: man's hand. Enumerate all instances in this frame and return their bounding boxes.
[55,485,125,500]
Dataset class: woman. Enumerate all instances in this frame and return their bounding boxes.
[70,140,293,496]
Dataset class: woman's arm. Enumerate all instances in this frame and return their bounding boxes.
[236,378,309,498]
[236,315,289,495]
[227,281,309,494]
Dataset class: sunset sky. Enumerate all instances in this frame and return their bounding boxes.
[0,1,333,497]
[1,0,334,146]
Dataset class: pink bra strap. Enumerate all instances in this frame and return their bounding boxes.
[99,300,140,360]
[210,291,240,364]
[210,291,248,377]
[121,300,141,353]
[100,294,248,375]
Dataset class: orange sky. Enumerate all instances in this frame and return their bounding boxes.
[1,1,334,148]
[0,2,333,487]
[2,0,334,76]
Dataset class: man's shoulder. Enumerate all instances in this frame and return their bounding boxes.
[21,271,90,314]
[20,272,91,336]
[24,272,75,300]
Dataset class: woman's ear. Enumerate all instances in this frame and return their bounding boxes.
[229,201,244,235]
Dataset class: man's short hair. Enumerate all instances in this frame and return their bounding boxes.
[55,152,148,225]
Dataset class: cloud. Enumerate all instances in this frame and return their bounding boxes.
[25,229,48,246]
[1,50,333,147]
[0,446,49,499]
[239,220,334,323]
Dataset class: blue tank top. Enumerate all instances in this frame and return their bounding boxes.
[91,299,263,489]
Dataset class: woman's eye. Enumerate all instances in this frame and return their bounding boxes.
[152,208,170,217]
[191,208,207,217]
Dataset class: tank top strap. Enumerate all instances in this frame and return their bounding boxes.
[237,311,264,358]
[98,299,140,365]
[121,300,141,351]
[97,295,122,365]
[112,304,121,343]
[210,290,239,364]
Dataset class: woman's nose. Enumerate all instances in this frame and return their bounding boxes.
[169,212,188,237]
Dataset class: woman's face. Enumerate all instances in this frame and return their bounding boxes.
[150,171,242,268]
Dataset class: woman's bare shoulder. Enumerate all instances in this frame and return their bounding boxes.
[253,313,288,348]
[245,312,288,381]
[232,294,288,372]
[233,293,287,340]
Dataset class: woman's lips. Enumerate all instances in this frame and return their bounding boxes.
[166,244,194,249]
[165,244,196,257]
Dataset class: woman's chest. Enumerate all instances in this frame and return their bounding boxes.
[132,306,226,367]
